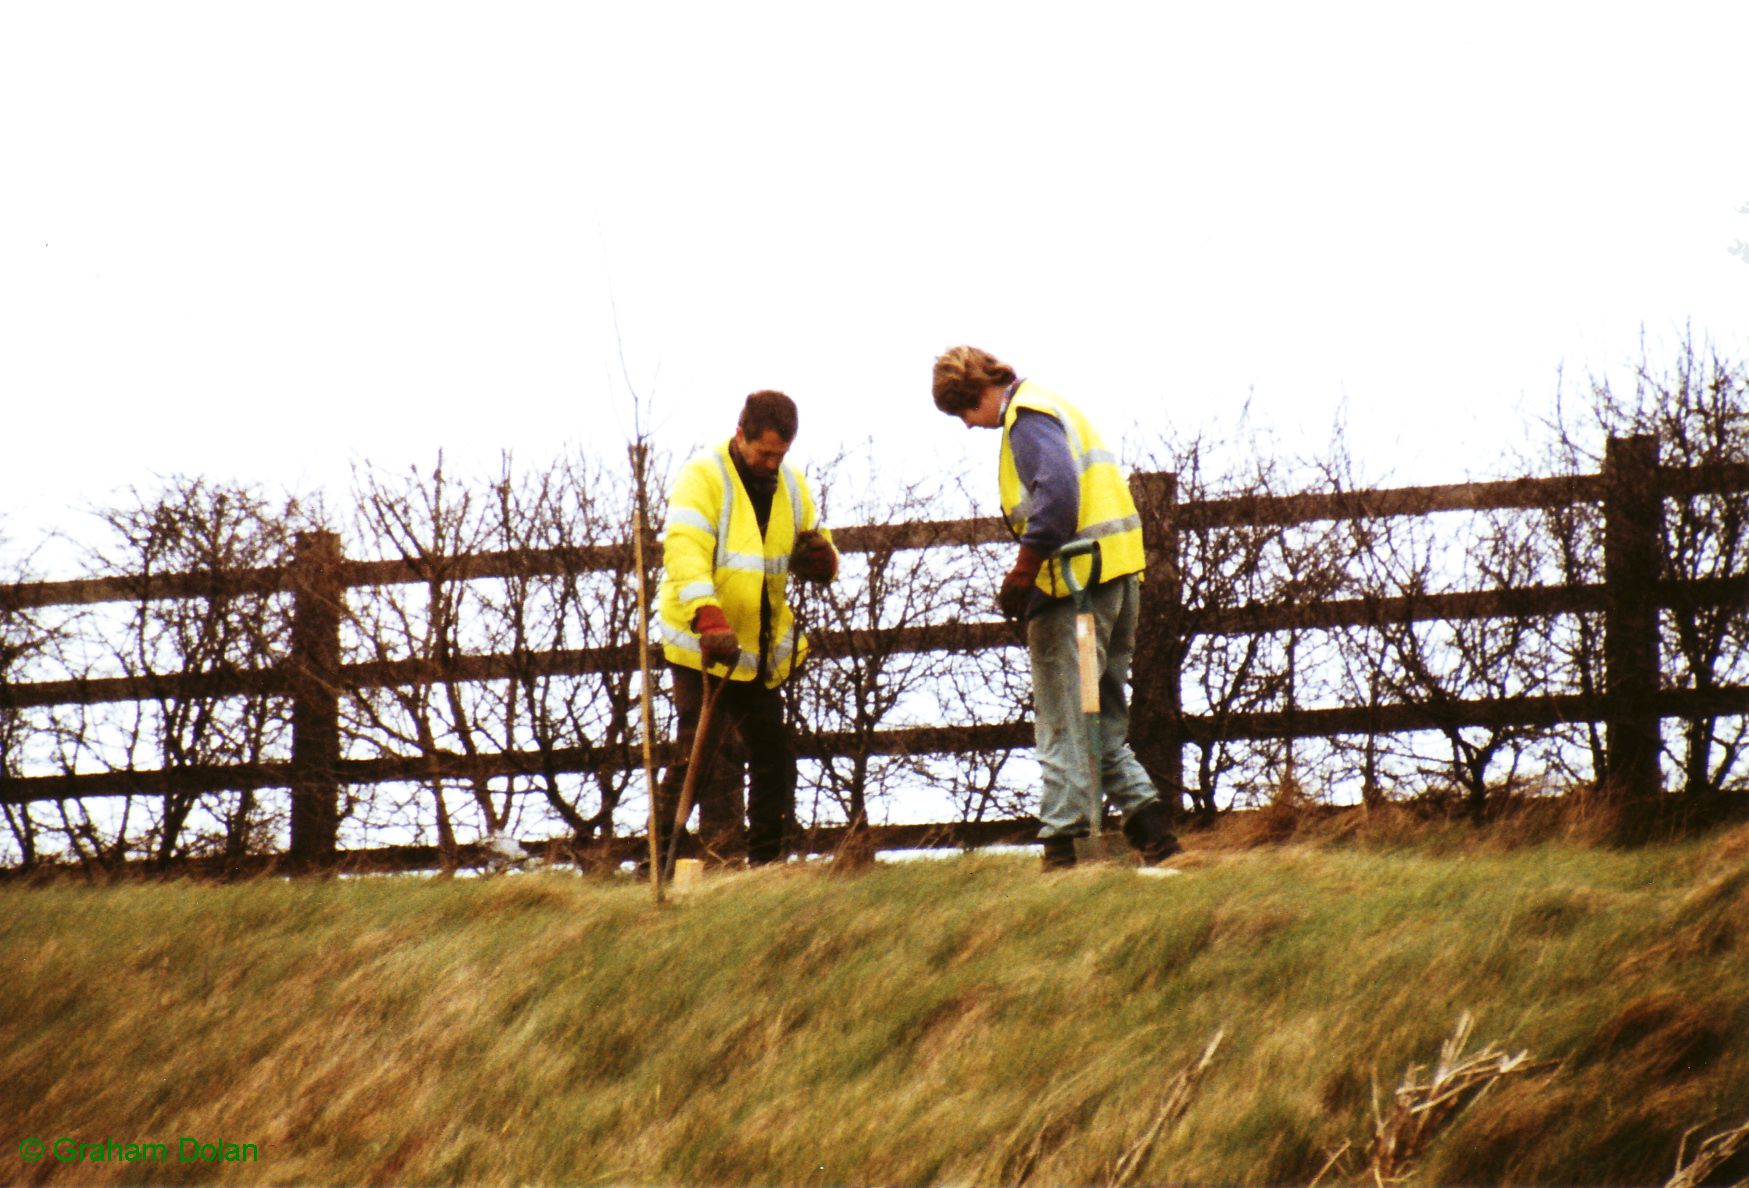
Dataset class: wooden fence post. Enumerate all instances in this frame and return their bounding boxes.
[1602,434,1662,796]
[1129,471,1185,812]
[288,530,343,867]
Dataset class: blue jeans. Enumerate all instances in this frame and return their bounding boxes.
[1027,574,1161,838]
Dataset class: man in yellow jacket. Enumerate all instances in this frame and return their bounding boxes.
[933,346,1179,871]
[656,390,837,866]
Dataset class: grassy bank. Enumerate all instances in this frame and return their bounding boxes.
[5,817,1749,1186]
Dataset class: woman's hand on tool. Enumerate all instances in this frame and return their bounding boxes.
[996,544,1046,622]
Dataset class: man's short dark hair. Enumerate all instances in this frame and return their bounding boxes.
[740,390,799,442]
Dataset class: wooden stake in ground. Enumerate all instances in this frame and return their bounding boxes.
[629,443,663,906]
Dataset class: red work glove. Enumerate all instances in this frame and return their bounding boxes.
[791,530,837,583]
[692,605,740,669]
[996,544,1047,623]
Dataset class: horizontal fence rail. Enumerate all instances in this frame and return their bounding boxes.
[7,464,1745,614]
[14,688,1749,810]
[3,439,1748,872]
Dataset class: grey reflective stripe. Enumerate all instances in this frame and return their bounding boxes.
[1059,413,1089,461]
[667,506,713,534]
[1048,405,1113,474]
[721,550,767,574]
[1023,388,1116,475]
[677,580,715,603]
[1008,495,1032,530]
[1026,390,1087,458]
[1078,513,1142,541]
[711,451,796,577]
[658,621,696,654]
[711,451,735,569]
[782,464,809,532]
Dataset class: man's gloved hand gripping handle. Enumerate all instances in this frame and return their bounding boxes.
[693,604,740,668]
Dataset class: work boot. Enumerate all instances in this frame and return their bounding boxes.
[1040,835,1078,871]
[1122,801,1182,865]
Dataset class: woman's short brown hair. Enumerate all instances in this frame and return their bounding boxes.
[932,345,1016,415]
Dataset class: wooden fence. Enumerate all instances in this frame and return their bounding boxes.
[2,434,1747,873]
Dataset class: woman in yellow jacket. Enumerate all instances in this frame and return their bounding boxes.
[933,346,1179,871]
[656,390,837,866]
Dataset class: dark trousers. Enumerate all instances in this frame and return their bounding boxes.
[655,663,796,865]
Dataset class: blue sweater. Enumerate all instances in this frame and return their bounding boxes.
[1008,408,1079,555]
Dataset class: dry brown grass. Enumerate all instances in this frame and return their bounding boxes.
[1105,1028,1225,1187]
[1579,992,1733,1084]
[6,826,1749,1185]
[1664,1114,1749,1188]
[1351,1013,1556,1185]
[1186,789,1749,859]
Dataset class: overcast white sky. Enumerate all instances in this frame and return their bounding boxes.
[3,2,1746,572]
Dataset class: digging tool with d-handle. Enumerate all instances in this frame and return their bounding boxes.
[1054,538,1106,858]
[662,660,729,884]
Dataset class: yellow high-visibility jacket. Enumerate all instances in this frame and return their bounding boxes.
[998,380,1146,597]
[658,441,831,685]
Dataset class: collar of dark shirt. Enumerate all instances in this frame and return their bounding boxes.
[727,439,777,534]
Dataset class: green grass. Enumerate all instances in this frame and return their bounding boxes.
[5,821,1749,1185]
